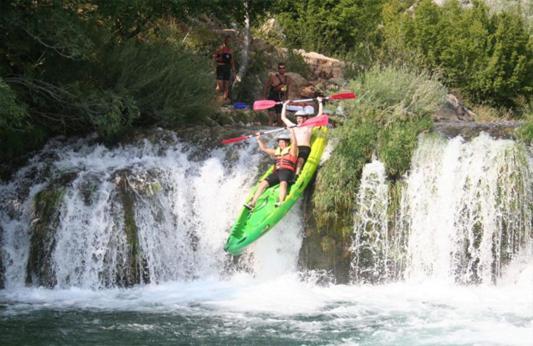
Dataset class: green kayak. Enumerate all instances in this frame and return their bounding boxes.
[224,126,329,255]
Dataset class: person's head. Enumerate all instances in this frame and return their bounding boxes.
[276,134,291,148]
[295,106,314,124]
[277,62,286,75]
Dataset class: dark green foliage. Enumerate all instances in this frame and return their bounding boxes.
[385,0,532,108]
[377,117,432,179]
[516,119,533,144]
[276,0,386,56]
[0,1,217,168]
[0,78,27,130]
[104,40,214,126]
[313,111,379,228]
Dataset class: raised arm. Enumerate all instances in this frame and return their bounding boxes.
[281,101,295,127]
[289,128,298,157]
[317,96,324,116]
[256,134,276,156]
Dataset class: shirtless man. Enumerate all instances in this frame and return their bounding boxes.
[281,97,323,176]
[263,62,291,126]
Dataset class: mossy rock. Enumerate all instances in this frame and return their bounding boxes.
[26,187,65,287]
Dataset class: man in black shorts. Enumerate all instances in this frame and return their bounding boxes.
[244,127,298,210]
[213,36,236,103]
[263,62,291,125]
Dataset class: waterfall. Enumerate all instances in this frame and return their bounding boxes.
[350,157,390,283]
[0,130,299,289]
[350,133,532,284]
[400,133,532,283]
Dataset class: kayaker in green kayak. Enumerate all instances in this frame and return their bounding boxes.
[244,109,298,210]
[281,97,324,177]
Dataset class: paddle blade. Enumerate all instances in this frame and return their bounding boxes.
[302,114,329,127]
[253,100,277,111]
[222,135,250,145]
[329,92,357,100]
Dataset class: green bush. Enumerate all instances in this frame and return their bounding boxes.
[104,40,214,126]
[313,110,379,229]
[0,77,27,130]
[377,116,432,178]
[345,66,447,122]
[313,66,446,229]
[383,0,532,108]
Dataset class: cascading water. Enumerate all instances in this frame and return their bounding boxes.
[0,130,302,289]
[1,130,532,345]
[398,133,532,283]
[350,157,390,282]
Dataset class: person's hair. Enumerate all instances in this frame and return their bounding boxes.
[278,62,286,69]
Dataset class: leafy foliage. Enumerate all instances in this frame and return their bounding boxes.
[276,0,386,56]
[313,66,446,229]
[384,0,532,107]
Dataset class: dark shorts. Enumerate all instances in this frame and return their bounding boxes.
[216,64,231,81]
[265,169,294,186]
[268,90,286,114]
[298,146,311,161]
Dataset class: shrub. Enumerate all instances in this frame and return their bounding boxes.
[313,66,446,229]
[104,40,214,126]
[0,78,27,130]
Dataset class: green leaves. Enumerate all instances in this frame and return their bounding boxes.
[312,66,444,229]
[386,0,532,108]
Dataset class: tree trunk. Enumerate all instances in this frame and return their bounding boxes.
[233,0,250,91]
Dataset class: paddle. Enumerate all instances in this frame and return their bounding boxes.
[221,115,329,145]
[253,91,357,111]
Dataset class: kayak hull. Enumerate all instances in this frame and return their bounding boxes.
[224,126,328,255]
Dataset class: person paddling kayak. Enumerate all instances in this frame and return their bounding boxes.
[281,97,323,177]
[244,124,298,210]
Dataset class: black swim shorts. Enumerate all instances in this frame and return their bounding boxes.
[265,169,294,186]
[216,64,231,81]
[297,146,311,161]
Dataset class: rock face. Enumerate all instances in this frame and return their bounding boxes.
[433,94,523,140]
[295,50,345,81]
[298,185,352,283]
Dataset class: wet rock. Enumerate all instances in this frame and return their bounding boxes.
[26,187,64,287]
[299,185,352,283]
[113,170,143,286]
[433,94,475,122]
[434,121,523,140]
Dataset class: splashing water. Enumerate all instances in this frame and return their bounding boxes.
[351,158,390,282]
[0,131,532,345]
[400,133,532,284]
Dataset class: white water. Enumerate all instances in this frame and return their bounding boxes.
[1,131,532,345]
[351,158,390,282]
[400,133,532,284]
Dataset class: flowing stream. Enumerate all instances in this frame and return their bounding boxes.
[1,131,531,345]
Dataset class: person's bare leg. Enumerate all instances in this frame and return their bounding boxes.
[296,158,305,176]
[248,180,269,207]
[222,80,230,101]
[278,181,288,204]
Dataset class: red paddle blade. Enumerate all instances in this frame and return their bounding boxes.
[253,100,277,111]
[329,92,357,100]
[222,135,250,145]
[302,114,329,127]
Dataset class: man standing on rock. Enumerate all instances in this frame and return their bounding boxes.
[263,62,291,126]
[213,36,236,104]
